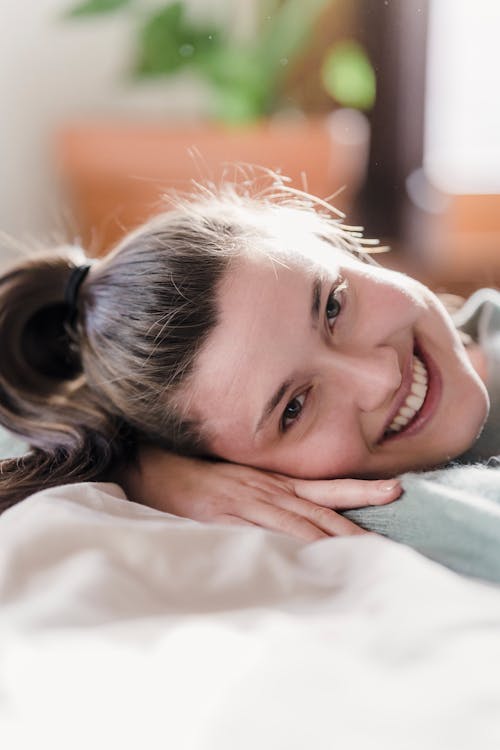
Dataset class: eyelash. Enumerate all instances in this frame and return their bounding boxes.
[280,282,346,432]
[325,283,345,329]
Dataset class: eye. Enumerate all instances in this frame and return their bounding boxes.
[325,283,346,329]
[281,392,306,432]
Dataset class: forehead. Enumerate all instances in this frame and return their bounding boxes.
[205,234,345,359]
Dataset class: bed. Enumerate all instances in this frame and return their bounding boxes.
[1,480,499,749]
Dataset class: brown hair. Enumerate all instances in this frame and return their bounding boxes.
[0,181,378,512]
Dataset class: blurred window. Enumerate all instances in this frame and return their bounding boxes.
[425,0,500,193]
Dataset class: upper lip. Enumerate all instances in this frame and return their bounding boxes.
[377,344,416,443]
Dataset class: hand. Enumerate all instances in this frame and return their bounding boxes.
[120,447,403,542]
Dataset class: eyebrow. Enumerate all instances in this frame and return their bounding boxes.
[255,274,323,435]
[310,276,322,325]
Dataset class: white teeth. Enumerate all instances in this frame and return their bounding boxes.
[406,393,424,410]
[387,354,429,434]
[400,405,415,419]
[393,415,408,426]
[411,381,427,398]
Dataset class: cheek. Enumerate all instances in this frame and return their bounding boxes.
[272,419,369,479]
[206,416,254,459]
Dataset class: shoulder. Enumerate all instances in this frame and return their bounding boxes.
[452,288,500,342]
[345,462,500,582]
[402,461,500,502]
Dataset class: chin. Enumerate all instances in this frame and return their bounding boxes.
[375,377,490,478]
[459,373,491,446]
[413,379,490,471]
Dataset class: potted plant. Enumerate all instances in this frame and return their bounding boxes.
[57,0,375,252]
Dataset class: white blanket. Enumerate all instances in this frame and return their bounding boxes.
[1,482,499,749]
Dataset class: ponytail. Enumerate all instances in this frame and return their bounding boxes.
[0,247,134,512]
[0,203,233,513]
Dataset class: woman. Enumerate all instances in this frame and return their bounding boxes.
[0,179,498,578]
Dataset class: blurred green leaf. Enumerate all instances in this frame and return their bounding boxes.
[64,0,133,17]
[199,45,271,122]
[133,2,221,77]
[257,0,332,85]
[321,40,376,110]
[202,47,267,98]
[64,0,374,123]
[211,85,265,124]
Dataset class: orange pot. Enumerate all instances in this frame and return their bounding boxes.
[55,114,369,255]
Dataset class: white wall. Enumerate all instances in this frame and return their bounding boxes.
[0,0,251,247]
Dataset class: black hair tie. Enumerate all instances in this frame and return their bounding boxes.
[65,264,91,323]
[65,264,91,308]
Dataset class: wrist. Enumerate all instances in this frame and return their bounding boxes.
[119,445,207,512]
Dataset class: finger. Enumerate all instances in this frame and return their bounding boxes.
[215,501,329,543]
[266,493,367,537]
[213,514,259,528]
[290,478,403,509]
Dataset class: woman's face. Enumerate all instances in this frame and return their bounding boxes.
[185,235,489,479]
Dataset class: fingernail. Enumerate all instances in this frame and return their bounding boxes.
[377,480,401,493]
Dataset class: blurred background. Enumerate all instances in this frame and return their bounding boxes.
[1,0,499,294]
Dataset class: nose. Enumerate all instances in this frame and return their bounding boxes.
[326,346,402,413]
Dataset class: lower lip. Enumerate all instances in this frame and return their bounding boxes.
[382,342,442,443]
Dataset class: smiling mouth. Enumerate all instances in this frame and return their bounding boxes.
[382,352,430,441]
